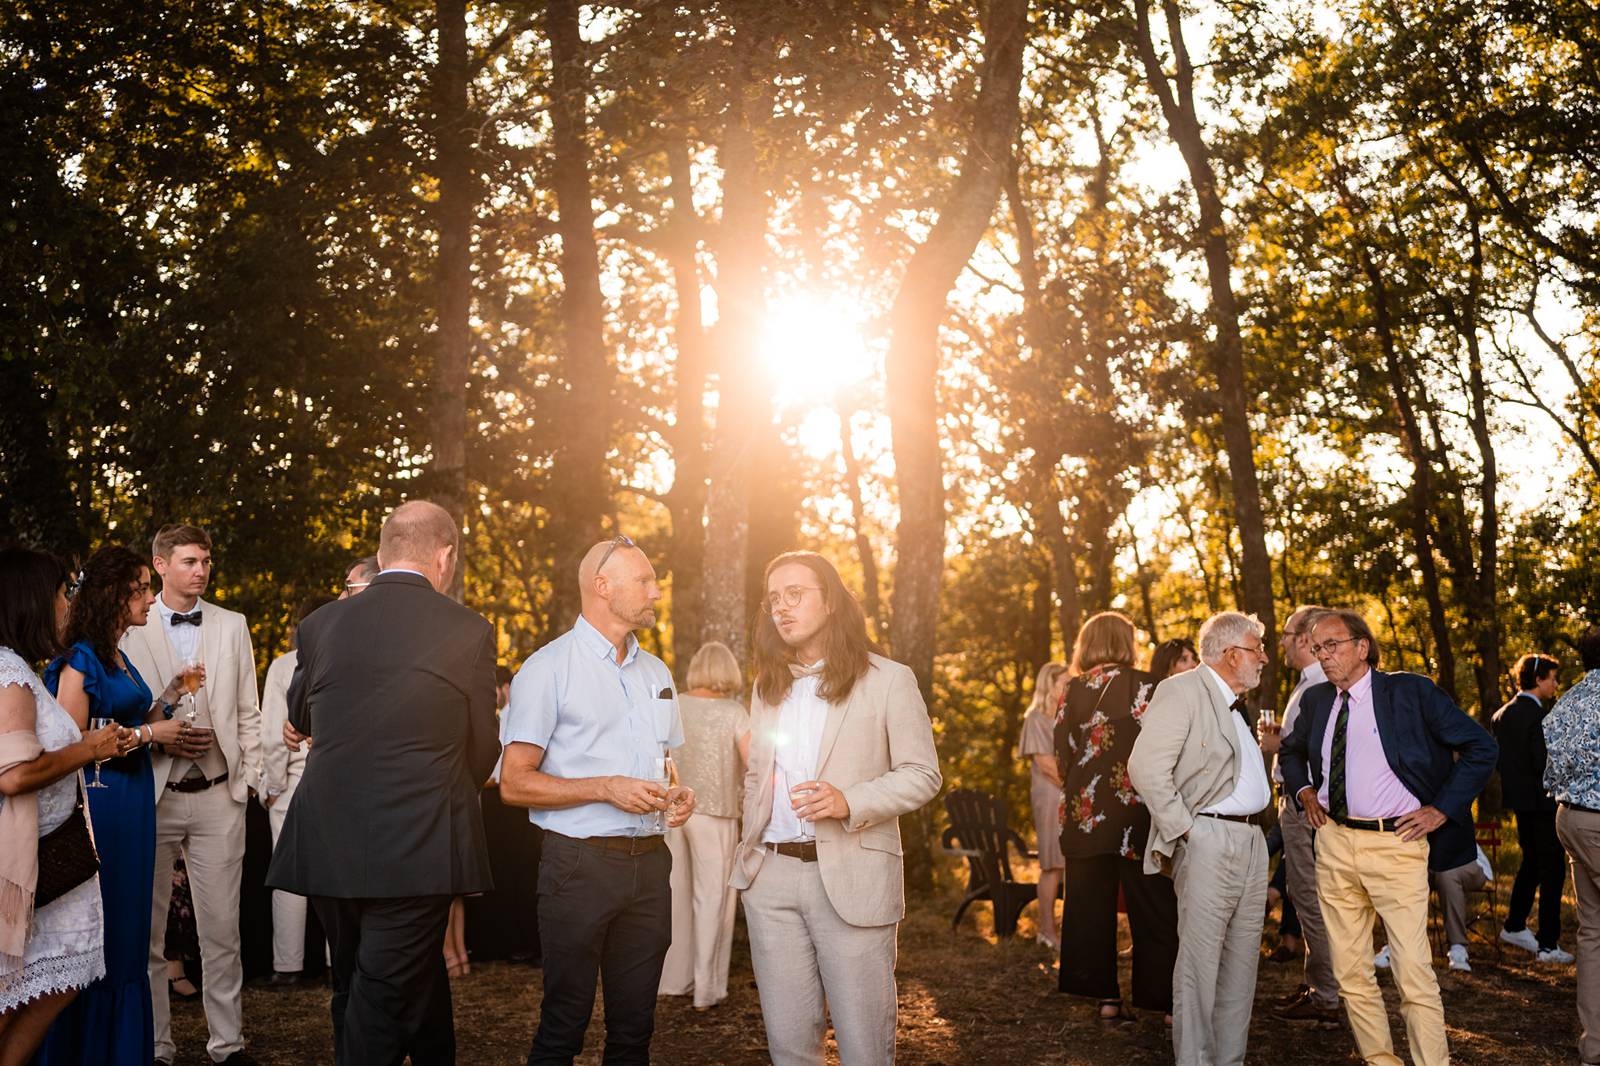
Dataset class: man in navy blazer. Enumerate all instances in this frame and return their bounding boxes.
[1279,609,1495,1066]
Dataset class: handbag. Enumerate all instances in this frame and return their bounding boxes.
[35,795,100,908]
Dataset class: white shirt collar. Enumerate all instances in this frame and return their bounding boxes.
[1519,690,1542,708]
[1201,663,1241,710]
[376,567,426,578]
[1299,660,1327,687]
[156,592,200,620]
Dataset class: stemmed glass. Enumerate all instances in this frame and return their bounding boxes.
[87,717,115,789]
[178,656,204,724]
[654,744,675,833]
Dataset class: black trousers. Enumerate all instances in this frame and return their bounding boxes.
[468,785,543,962]
[1059,853,1179,1013]
[529,832,673,1066]
[1506,809,1567,949]
[312,894,454,1066]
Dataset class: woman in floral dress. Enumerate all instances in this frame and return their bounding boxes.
[1053,612,1178,1024]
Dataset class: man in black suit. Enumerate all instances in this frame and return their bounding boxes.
[1279,609,1496,1066]
[1493,652,1570,961]
[267,500,499,1065]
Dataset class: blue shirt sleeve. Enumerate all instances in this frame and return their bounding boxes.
[502,651,559,749]
[46,643,104,706]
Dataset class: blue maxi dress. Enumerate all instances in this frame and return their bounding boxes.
[35,641,158,1066]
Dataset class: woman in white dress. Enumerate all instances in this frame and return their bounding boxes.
[0,548,124,1064]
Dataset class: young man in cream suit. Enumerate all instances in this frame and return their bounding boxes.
[1129,610,1273,1066]
[122,524,264,1065]
[732,551,942,1066]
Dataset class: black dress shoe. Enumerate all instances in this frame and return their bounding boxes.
[262,970,305,988]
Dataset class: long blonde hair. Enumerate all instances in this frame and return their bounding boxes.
[1027,661,1068,717]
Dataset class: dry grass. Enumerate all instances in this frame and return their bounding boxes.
[173,873,1582,1065]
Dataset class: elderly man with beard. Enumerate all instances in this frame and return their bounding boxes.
[1129,611,1274,1066]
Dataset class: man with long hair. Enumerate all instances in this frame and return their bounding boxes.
[731,551,941,1065]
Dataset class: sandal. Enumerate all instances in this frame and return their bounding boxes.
[1097,1000,1134,1025]
[170,977,200,1000]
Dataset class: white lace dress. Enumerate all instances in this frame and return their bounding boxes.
[0,648,106,1013]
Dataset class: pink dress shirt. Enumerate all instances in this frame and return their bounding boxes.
[1317,668,1421,820]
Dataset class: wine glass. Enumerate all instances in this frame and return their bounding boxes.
[87,716,115,789]
[179,656,204,723]
[654,745,675,833]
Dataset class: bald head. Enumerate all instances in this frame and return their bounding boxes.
[579,538,660,639]
[378,500,459,592]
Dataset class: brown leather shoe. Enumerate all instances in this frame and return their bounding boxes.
[1276,995,1341,1027]
[1274,984,1310,1008]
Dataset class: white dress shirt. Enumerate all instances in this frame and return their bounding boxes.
[1198,664,1272,816]
[155,592,202,663]
[762,668,829,845]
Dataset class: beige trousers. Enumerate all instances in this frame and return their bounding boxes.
[1279,797,1339,1006]
[742,850,898,1066]
[1317,821,1448,1066]
[150,784,247,1063]
[266,770,306,972]
[1556,805,1600,1065]
[1429,861,1487,949]
[1171,814,1268,1066]
[659,813,739,1008]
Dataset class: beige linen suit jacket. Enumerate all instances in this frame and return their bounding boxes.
[122,597,264,805]
[1127,665,1249,876]
[731,653,942,928]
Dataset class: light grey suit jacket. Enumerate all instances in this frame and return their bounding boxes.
[122,597,264,805]
[1127,665,1249,876]
[731,653,942,927]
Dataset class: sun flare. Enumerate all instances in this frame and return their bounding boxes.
[760,294,875,408]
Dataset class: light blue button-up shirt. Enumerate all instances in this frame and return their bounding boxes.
[501,615,683,838]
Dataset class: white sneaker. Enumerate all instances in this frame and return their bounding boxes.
[1500,927,1541,954]
[1448,944,1471,972]
[1373,946,1391,970]
[1537,946,1575,965]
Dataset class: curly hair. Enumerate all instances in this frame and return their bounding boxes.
[65,546,149,668]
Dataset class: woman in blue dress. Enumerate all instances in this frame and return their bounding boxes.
[36,547,192,1066]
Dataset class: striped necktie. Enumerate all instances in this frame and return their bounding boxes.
[1327,691,1351,821]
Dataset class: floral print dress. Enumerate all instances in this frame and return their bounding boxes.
[1053,664,1157,862]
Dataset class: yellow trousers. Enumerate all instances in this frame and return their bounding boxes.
[1316,821,1450,1066]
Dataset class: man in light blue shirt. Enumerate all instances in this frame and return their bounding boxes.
[500,536,695,1065]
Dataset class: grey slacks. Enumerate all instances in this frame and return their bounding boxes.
[1278,797,1339,1007]
[1172,814,1268,1066]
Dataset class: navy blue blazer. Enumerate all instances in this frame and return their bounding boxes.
[1279,669,1498,871]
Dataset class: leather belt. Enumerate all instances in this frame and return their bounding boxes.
[1561,801,1600,816]
[166,771,228,794]
[550,831,664,856]
[770,841,819,862]
[1198,810,1263,827]
[1333,814,1402,833]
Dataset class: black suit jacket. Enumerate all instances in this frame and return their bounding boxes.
[1491,693,1555,813]
[266,572,499,898]
[1279,669,1498,871]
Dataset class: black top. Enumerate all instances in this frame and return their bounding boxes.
[1279,669,1498,871]
[266,571,500,898]
[1491,692,1555,813]
[1054,664,1158,861]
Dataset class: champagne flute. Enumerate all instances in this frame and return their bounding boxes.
[87,717,115,789]
[179,656,204,723]
[654,745,675,833]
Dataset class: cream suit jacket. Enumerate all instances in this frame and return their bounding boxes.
[731,653,942,928]
[122,597,264,805]
[1127,665,1249,876]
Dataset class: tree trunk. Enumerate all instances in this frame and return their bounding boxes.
[701,24,771,662]
[1129,0,1276,691]
[431,0,472,602]
[544,0,613,634]
[838,406,884,640]
[664,137,710,675]
[886,0,1029,895]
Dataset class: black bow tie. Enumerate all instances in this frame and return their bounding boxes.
[1229,696,1247,714]
[171,611,202,627]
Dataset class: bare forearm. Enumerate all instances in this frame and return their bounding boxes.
[0,742,94,796]
[500,768,612,810]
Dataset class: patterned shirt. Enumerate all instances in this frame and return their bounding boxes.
[1053,664,1156,861]
[1545,668,1600,810]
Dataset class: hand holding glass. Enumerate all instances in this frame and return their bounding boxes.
[87,717,116,789]
[654,746,675,832]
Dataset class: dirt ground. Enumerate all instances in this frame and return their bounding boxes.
[174,866,1583,1066]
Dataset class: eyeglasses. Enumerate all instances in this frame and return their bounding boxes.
[595,533,636,576]
[343,581,371,593]
[766,585,823,612]
[1310,636,1359,656]
[1226,643,1267,659]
